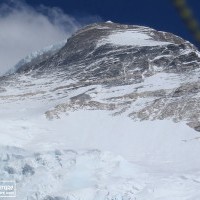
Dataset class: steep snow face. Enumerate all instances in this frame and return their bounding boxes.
[1,22,200,199]
[98,30,171,47]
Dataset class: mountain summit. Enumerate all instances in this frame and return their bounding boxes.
[1,23,200,199]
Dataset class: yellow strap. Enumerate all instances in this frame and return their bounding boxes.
[172,0,200,43]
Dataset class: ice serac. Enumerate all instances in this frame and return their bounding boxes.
[1,22,200,199]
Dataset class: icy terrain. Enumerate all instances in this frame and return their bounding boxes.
[98,30,171,47]
[1,22,200,199]
[1,108,200,199]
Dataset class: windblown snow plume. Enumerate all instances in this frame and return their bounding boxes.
[0,1,100,75]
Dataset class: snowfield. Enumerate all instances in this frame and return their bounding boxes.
[1,108,200,199]
[98,30,171,47]
[1,110,200,171]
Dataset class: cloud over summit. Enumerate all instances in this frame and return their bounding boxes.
[0,1,100,75]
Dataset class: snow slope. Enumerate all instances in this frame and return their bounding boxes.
[1,109,200,199]
[1,109,200,171]
[0,66,200,199]
[1,22,200,199]
[0,65,200,199]
[98,30,171,47]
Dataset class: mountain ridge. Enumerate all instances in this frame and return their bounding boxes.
[6,22,200,131]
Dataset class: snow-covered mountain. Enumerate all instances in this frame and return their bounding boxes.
[1,22,200,199]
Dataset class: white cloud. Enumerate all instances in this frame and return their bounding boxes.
[0,1,100,75]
